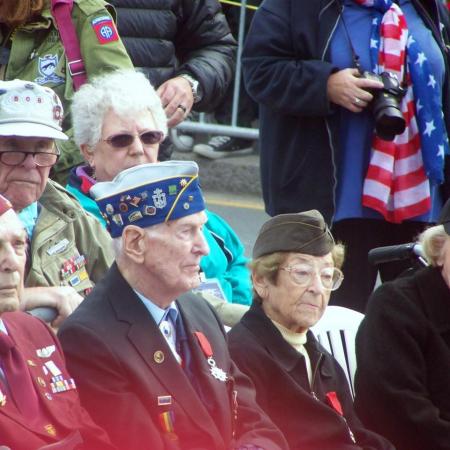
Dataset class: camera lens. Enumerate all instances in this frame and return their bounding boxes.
[373,94,406,141]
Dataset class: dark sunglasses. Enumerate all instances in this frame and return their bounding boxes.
[102,131,164,148]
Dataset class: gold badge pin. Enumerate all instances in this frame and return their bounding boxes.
[0,390,6,406]
[44,424,57,436]
[37,377,46,387]
[154,350,165,364]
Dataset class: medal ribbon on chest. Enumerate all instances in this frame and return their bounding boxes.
[193,331,228,382]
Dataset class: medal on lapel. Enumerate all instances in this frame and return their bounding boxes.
[0,388,6,406]
[193,331,228,382]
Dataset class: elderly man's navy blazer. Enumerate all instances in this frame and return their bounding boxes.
[58,263,287,450]
[0,311,114,450]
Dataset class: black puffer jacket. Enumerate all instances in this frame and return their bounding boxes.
[109,0,237,112]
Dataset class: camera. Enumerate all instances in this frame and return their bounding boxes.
[362,71,407,141]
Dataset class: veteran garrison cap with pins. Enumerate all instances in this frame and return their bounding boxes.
[252,210,335,259]
[90,161,206,238]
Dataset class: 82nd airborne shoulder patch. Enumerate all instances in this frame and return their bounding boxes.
[91,15,119,44]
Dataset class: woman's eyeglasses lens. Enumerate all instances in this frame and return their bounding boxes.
[282,265,343,291]
[106,131,164,148]
[0,151,59,167]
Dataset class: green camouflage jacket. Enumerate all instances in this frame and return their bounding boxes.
[25,180,114,295]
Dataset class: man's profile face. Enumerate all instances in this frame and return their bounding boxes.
[142,211,209,302]
[0,211,27,314]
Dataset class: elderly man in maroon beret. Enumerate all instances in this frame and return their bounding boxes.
[0,194,115,450]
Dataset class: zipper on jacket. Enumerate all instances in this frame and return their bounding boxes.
[310,352,356,444]
[342,416,357,443]
[310,353,323,401]
[321,2,343,61]
[321,2,343,225]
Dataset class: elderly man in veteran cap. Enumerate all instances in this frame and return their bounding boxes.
[58,161,288,450]
[228,211,395,450]
[0,194,115,450]
[0,79,113,327]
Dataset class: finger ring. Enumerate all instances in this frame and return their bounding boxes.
[354,97,361,105]
[177,104,187,114]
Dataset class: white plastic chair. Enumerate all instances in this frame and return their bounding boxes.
[311,306,364,398]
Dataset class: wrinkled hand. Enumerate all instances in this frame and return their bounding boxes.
[22,286,83,329]
[157,76,194,127]
[327,68,384,113]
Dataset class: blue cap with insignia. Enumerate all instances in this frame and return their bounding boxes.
[90,161,205,238]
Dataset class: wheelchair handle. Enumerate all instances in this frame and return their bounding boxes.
[368,243,425,266]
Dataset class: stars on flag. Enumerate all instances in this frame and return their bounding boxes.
[416,99,423,113]
[424,120,436,137]
[438,145,445,159]
[415,52,427,67]
[370,38,378,49]
[427,75,436,89]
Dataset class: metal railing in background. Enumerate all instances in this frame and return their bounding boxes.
[174,0,259,142]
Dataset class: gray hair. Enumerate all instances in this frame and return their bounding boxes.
[418,224,449,266]
[72,69,168,148]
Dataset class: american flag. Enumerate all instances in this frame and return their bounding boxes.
[356,0,449,222]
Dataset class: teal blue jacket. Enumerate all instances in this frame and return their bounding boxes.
[66,168,252,305]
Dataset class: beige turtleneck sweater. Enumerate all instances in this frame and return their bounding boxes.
[271,319,313,386]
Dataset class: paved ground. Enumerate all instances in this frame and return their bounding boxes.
[172,150,262,197]
[204,190,268,257]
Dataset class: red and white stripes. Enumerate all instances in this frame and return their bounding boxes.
[361,3,430,222]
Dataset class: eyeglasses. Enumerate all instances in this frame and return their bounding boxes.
[0,150,60,167]
[280,265,344,291]
[102,131,164,148]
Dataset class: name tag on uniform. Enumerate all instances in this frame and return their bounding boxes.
[158,395,172,406]
[45,361,62,377]
[47,239,69,255]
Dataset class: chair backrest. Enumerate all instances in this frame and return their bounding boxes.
[311,305,364,398]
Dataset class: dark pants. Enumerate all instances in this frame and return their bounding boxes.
[214,4,260,127]
[330,218,428,313]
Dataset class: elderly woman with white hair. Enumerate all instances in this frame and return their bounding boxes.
[354,198,450,450]
[66,69,252,321]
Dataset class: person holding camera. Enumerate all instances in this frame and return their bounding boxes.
[243,0,450,313]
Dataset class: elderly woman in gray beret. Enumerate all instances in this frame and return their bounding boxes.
[228,210,395,450]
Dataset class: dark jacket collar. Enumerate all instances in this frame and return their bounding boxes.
[240,302,333,378]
